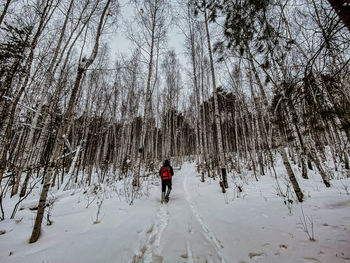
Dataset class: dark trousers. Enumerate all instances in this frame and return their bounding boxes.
[162,179,172,193]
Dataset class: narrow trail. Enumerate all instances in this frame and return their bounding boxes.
[133,204,169,263]
[183,165,229,263]
[133,162,228,263]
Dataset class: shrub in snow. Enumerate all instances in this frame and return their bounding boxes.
[283,183,294,215]
[92,197,104,224]
[299,205,316,241]
[84,184,100,208]
[46,194,57,225]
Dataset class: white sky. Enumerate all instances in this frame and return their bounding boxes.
[108,0,189,73]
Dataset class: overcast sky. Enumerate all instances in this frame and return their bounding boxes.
[108,0,188,72]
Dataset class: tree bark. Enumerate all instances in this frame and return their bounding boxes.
[0,0,12,26]
[203,5,228,187]
[279,146,304,202]
[134,0,164,188]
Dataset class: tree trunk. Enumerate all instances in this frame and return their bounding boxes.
[29,124,56,243]
[0,0,12,26]
[203,6,228,188]
[29,164,53,243]
[279,146,304,202]
[134,1,161,188]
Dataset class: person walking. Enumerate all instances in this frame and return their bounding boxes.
[159,159,174,203]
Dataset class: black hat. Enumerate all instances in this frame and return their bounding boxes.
[164,159,170,166]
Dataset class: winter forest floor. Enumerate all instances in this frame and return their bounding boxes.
[0,161,350,263]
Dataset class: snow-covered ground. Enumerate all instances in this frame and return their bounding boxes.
[0,161,349,263]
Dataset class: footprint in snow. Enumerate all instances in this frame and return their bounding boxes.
[262,243,271,247]
[134,205,168,263]
[327,200,350,209]
[279,244,287,249]
[146,225,154,234]
[248,252,265,259]
[302,257,320,262]
[187,223,192,233]
[132,253,163,263]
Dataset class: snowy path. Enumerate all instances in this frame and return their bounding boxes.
[132,162,229,263]
[151,162,229,263]
[183,164,229,263]
[133,204,169,262]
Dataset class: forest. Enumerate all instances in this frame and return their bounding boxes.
[0,0,349,261]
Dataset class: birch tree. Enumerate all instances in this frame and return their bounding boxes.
[128,0,170,188]
[0,0,12,26]
[0,0,58,186]
[194,0,228,188]
[11,0,76,196]
[29,0,116,243]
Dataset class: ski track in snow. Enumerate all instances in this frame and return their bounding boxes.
[135,203,169,263]
[186,241,194,263]
[183,167,229,263]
